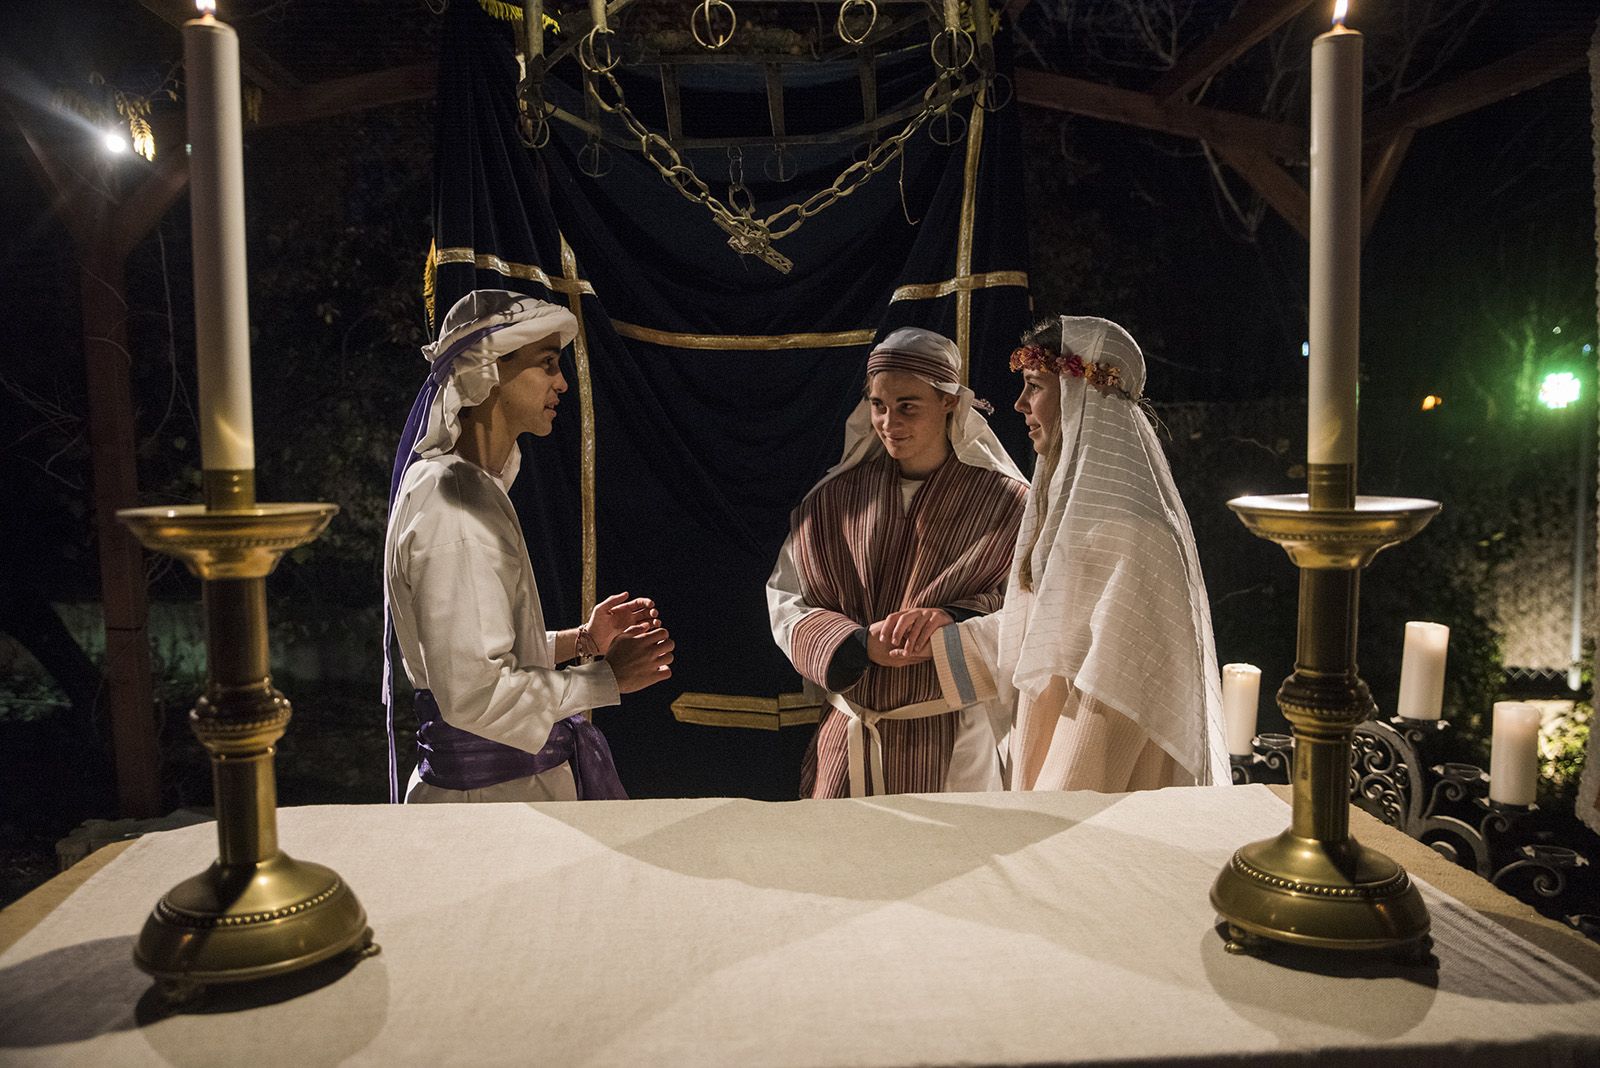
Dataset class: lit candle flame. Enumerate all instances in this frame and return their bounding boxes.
[196,0,217,14]
[1332,0,1348,25]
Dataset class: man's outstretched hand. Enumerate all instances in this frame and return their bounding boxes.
[607,622,674,693]
[587,592,659,655]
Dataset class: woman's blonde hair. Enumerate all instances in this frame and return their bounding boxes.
[1016,317,1064,593]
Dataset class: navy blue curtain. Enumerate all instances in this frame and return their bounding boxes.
[432,2,1032,798]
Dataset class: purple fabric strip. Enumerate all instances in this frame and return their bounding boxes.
[382,318,529,804]
[411,689,627,799]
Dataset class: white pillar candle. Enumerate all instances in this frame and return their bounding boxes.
[183,2,255,472]
[1307,1,1362,465]
[1222,663,1262,757]
[1488,701,1541,806]
[1395,621,1449,720]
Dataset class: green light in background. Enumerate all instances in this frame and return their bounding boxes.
[1540,371,1581,410]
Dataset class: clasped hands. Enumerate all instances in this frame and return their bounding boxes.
[586,592,674,693]
[866,607,950,667]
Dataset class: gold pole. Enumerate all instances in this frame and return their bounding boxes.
[1211,468,1439,958]
[118,476,375,1005]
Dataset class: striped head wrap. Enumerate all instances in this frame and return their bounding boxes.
[866,328,961,393]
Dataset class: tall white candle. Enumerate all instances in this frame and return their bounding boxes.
[590,0,608,32]
[1488,701,1541,806]
[183,1,255,473]
[1222,663,1262,756]
[1307,1,1362,466]
[1395,621,1449,720]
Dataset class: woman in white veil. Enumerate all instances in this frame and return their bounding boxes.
[901,315,1229,790]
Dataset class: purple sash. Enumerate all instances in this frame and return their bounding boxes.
[412,689,628,800]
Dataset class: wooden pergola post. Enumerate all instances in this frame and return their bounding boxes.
[10,107,189,816]
[5,40,433,817]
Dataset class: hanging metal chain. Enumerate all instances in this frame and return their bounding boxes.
[582,55,965,271]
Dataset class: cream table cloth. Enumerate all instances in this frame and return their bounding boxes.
[0,784,1597,1066]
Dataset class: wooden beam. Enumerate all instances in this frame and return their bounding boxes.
[254,62,436,129]
[1016,68,1307,163]
[79,223,162,818]
[1152,0,1316,102]
[1212,144,1309,239]
[111,152,190,259]
[1366,31,1589,145]
[1360,128,1414,240]
[4,103,102,246]
[138,0,302,94]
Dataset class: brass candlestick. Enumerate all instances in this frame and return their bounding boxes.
[1211,463,1439,957]
[118,474,375,1004]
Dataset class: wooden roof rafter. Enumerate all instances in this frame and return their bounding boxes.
[1016,68,1308,163]
[138,0,303,95]
[1365,29,1591,145]
[1151,0,1317,103]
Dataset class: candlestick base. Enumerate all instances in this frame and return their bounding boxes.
[134,854,375,997]
[1212,832,1431,953]
[1212,492,1439,958]
[117,503,376,1002]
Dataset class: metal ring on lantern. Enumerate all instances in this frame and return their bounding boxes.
[578,137,613,178]
[763,144,798,183]
[518,110,552,149]
[927,105,967,147]
[928,27,975,73]
[690,0,737,51]
[578,27,621,73]
[835,0,878,46]
[977,72,1013,113]
[516,84,553,149]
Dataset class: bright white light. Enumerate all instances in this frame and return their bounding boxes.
[1301,341,1310,358]
[103,130,129,154]
[1540,372,1581,411]
[196,0,217,13]
[1553,325,1563,335]
[1332,0,1349,25]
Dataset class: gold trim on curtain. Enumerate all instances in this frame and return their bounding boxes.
[434,246,596,297]
[954,92,987,386]
[670,691,823,731]
[611,321,875,350]
[889,270,1028,302]
[557,236,598,623]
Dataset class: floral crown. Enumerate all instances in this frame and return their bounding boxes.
[1009,344,1131,398]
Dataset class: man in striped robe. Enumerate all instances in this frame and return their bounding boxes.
[768,328,1028,797]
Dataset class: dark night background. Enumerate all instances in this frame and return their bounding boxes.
[0,0,1596,905]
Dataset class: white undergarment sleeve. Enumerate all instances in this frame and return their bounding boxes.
[387,454,619,758]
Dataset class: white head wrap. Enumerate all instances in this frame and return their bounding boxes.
[414,289,579,484]
[1001,316,1229,785]
[810,327,1025,494]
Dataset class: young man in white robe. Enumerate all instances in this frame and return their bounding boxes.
[885,316,1230,791]
[384,289,674,803]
